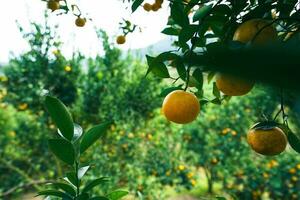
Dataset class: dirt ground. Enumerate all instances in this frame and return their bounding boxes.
[168,195,200,200]
[18,193,202,200]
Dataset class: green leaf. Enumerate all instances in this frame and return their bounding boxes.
[131,0,144,12]
[184,0,201,13]
[287,130,300,154]
[216,197,227,200]
[76,193,89,200]
[179,25,198,45]
[156,52,179,62]
[160,86,183,97]
[45,96,74,141]
[37,190,72,199]
[206,15,228,37]
[173,58,186,81]
[146,55,170,78]
[48,139,75,165]
[50,183,76,196]
[191,37,206,47]
[80,122,112,154]
[212,4,232,16]
[251,121,280,130]
[82,177,110,194]
[161,27,180,36]
[192,69,203,89]
[78,165,90,179]
[195,89,203,98]
[171,2,189,27]
[211,98,222,105]
[223,95,232,102]
[200,99,209,106]
[65,172,77,187]
[73,124,83,142]
[58,123,82,142]
[207,71,215,83]
[213,82,221,98]
[90,197,109,200]
[193,4,213,22]
[107,190,129,200]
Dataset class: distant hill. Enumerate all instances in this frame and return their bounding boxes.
[128,38,177,60]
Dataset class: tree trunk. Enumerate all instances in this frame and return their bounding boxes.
[204,167,213,194]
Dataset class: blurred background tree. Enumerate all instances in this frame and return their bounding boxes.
[1,5,300,200]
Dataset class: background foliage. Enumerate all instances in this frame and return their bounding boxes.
[1,9,300,200]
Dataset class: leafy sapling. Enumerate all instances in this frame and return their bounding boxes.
[37,96,128,200]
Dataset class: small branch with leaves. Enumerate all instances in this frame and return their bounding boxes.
[36,96,128,200]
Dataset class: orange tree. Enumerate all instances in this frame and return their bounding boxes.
[183,85,300,199]
[36,95,129,200]
[75,30,162,125]
[6,0,300,198]
[0,20,83,198]
[2,21,82,110]
[42,0,300,146]
[128,0,300,160]
[183,86,276,192]
[0,19,193,199]
[72,32,197,197]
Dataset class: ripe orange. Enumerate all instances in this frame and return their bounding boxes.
[143,3,152,12]
[247,127,287,156]
[162,90,200,124]
[47,0,60,11]
[233,19,277,44]
[116,35,126,45]
[211,158,218,165]
[216,73,254,96]
[75,17,86,27]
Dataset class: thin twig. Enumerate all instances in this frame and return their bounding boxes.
[0,180,53,198]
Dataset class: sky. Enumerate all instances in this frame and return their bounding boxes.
[0,0,170,62]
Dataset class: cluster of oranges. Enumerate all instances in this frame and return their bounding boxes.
[18,103,28,111]
[266,159,279,169]
[162,19,277,124]
[221,128,237,136]
[161,19,285,157]
[288,164,300,175]
[176,165,197,186]
[47,0,86,27]
[143,0,164,12]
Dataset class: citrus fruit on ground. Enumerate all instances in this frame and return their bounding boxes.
[162,90,200,124]
[247,127,287,156]
[75,17,86,27]
[216,73,254,96]
[143,3,152,11]
[116,35,126,44]
[233,19,277,44]
[47,0,60,11]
